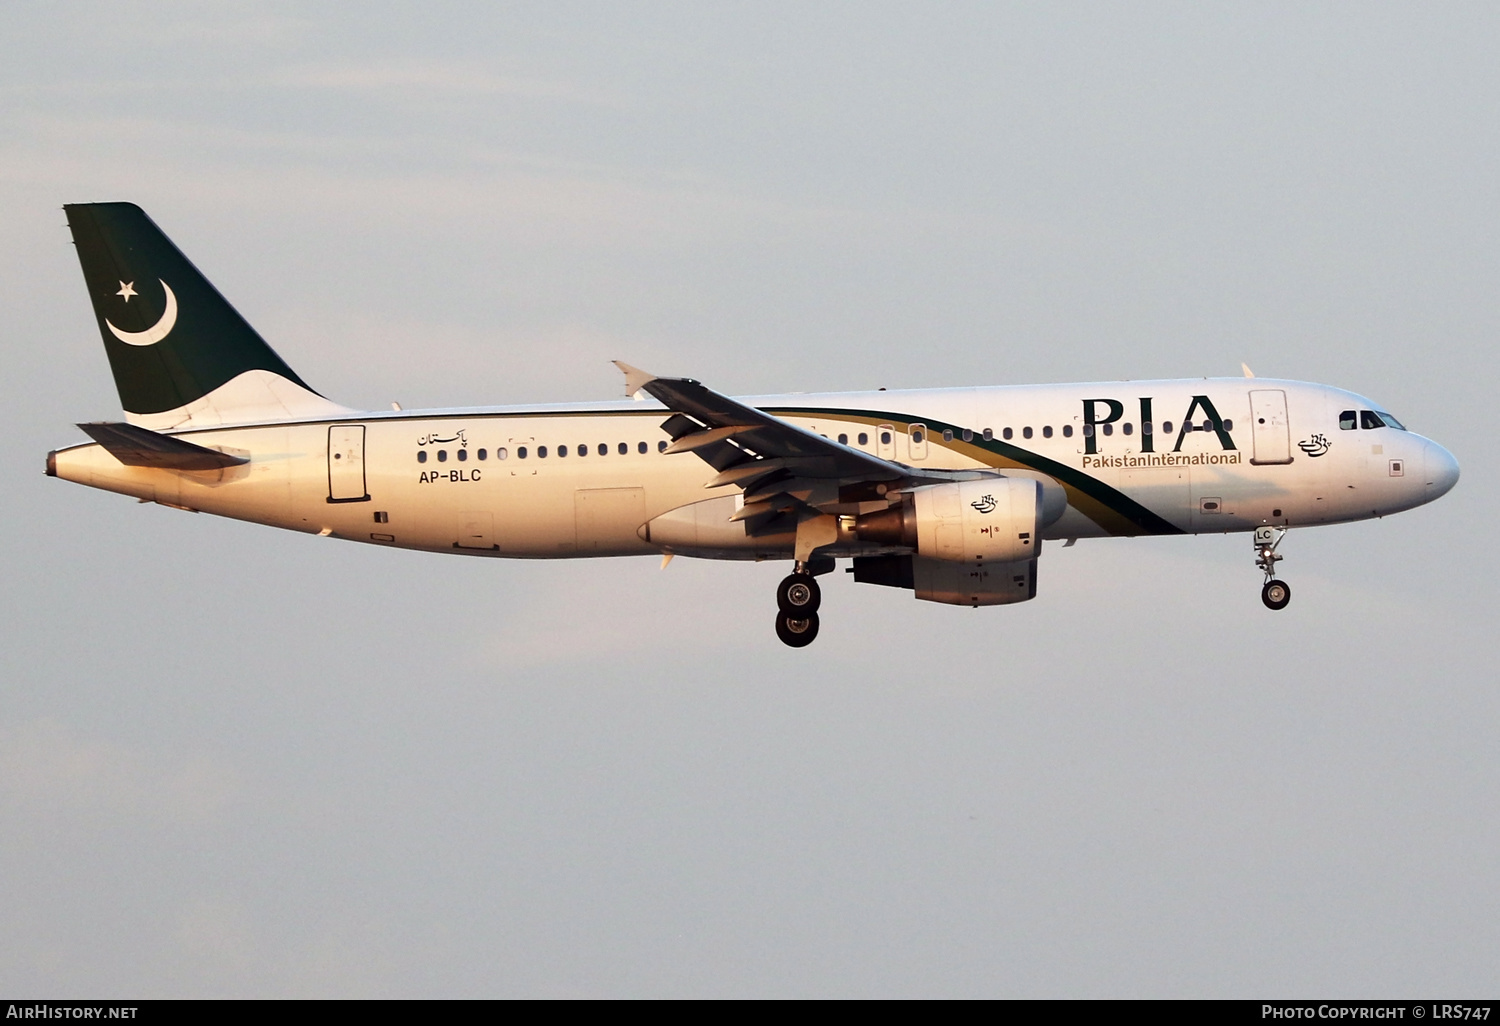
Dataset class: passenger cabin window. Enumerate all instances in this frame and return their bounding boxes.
[942,429,954,442]
[538,446,548,458]
[858,432,869,446]
[1122,423,1133,436]
[1361,411,1385,430]
[838,433,848,444]
[618,442,627,455]
[638,441,648,453]
[599,443,608,456]
[962,428,973,442]
[1223,420,1234,431]
[1062,425,1073,438]
[517,447,528,459]
[1043,425,1053,438]
[557,445,567,458]
[577,444,587,456]
[1022,426,1033,439]
[457,449,467,461]
[497,448,508,460]
[982,428,993,441]
[658,441,667,452]
[1003,428,1013,440]
[880,431,892,445]
[417,450,427,463]
[1161,421,1173,434]
[1102,424,1113,436]
[477,449,487,460]
[437,450,448,462]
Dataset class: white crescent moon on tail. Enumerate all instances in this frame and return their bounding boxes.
[106,279,177,346]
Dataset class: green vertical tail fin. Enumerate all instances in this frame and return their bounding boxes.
[64,202,346,427]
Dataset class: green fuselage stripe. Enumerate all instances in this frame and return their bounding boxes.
[770,406,1184,537]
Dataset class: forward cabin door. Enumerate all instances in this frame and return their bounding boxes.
[327,425,369,502]
[1248,390,1293,465]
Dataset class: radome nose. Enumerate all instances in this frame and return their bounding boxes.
[1424,441,1460,499]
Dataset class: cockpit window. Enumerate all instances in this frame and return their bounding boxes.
[1375,410,1406,430]
[1360,410,1385,430]
[1339,410,1357,430]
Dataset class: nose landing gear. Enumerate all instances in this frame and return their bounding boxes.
[775,563,824,647]
[1255,526,1291,610]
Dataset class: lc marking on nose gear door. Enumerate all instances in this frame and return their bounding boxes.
[1298,434,1331,457]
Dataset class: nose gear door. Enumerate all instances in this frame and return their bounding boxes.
[1248,390,1293,466]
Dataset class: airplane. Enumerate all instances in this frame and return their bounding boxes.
[47,203,1461,647]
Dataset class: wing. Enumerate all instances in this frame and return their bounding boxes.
[615,362,991,535]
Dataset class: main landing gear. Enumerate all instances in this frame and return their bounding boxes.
[775,564,823,648]
[1255,526,1291,611]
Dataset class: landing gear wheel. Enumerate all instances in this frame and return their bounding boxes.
[1261,579,1291,611]
[775,611,820,648]
[777,573,821,615]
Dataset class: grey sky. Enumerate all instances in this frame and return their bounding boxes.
[2,2,1496,997]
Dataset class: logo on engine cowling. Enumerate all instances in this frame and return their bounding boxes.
[970,494,997,514]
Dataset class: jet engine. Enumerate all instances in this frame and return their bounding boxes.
[853,477,1043,562]
[851,477,1047,606]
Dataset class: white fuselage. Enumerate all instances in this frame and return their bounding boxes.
[50,378,1457,558]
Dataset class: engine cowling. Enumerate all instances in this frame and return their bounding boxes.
[851,552,1038,606]
[913,554,1037,605]
[855,477,1042,563]
[914,477,1040,563]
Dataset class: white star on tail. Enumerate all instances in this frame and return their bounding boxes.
[116,281,137,302]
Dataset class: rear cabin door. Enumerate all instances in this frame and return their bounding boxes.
[1248,390,1293,465]
[327,425,369,502]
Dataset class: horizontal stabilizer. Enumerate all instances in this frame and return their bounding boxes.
[77,422,249,470]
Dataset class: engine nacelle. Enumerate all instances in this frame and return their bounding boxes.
[855,477,1042,563]
[914,477,1041,563]
[850,553,1038,606]
[915,554,1037,605]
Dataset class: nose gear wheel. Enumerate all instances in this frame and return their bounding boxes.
[1261,579,1291,610]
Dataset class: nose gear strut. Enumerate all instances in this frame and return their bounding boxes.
[1254,526,1291,610]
